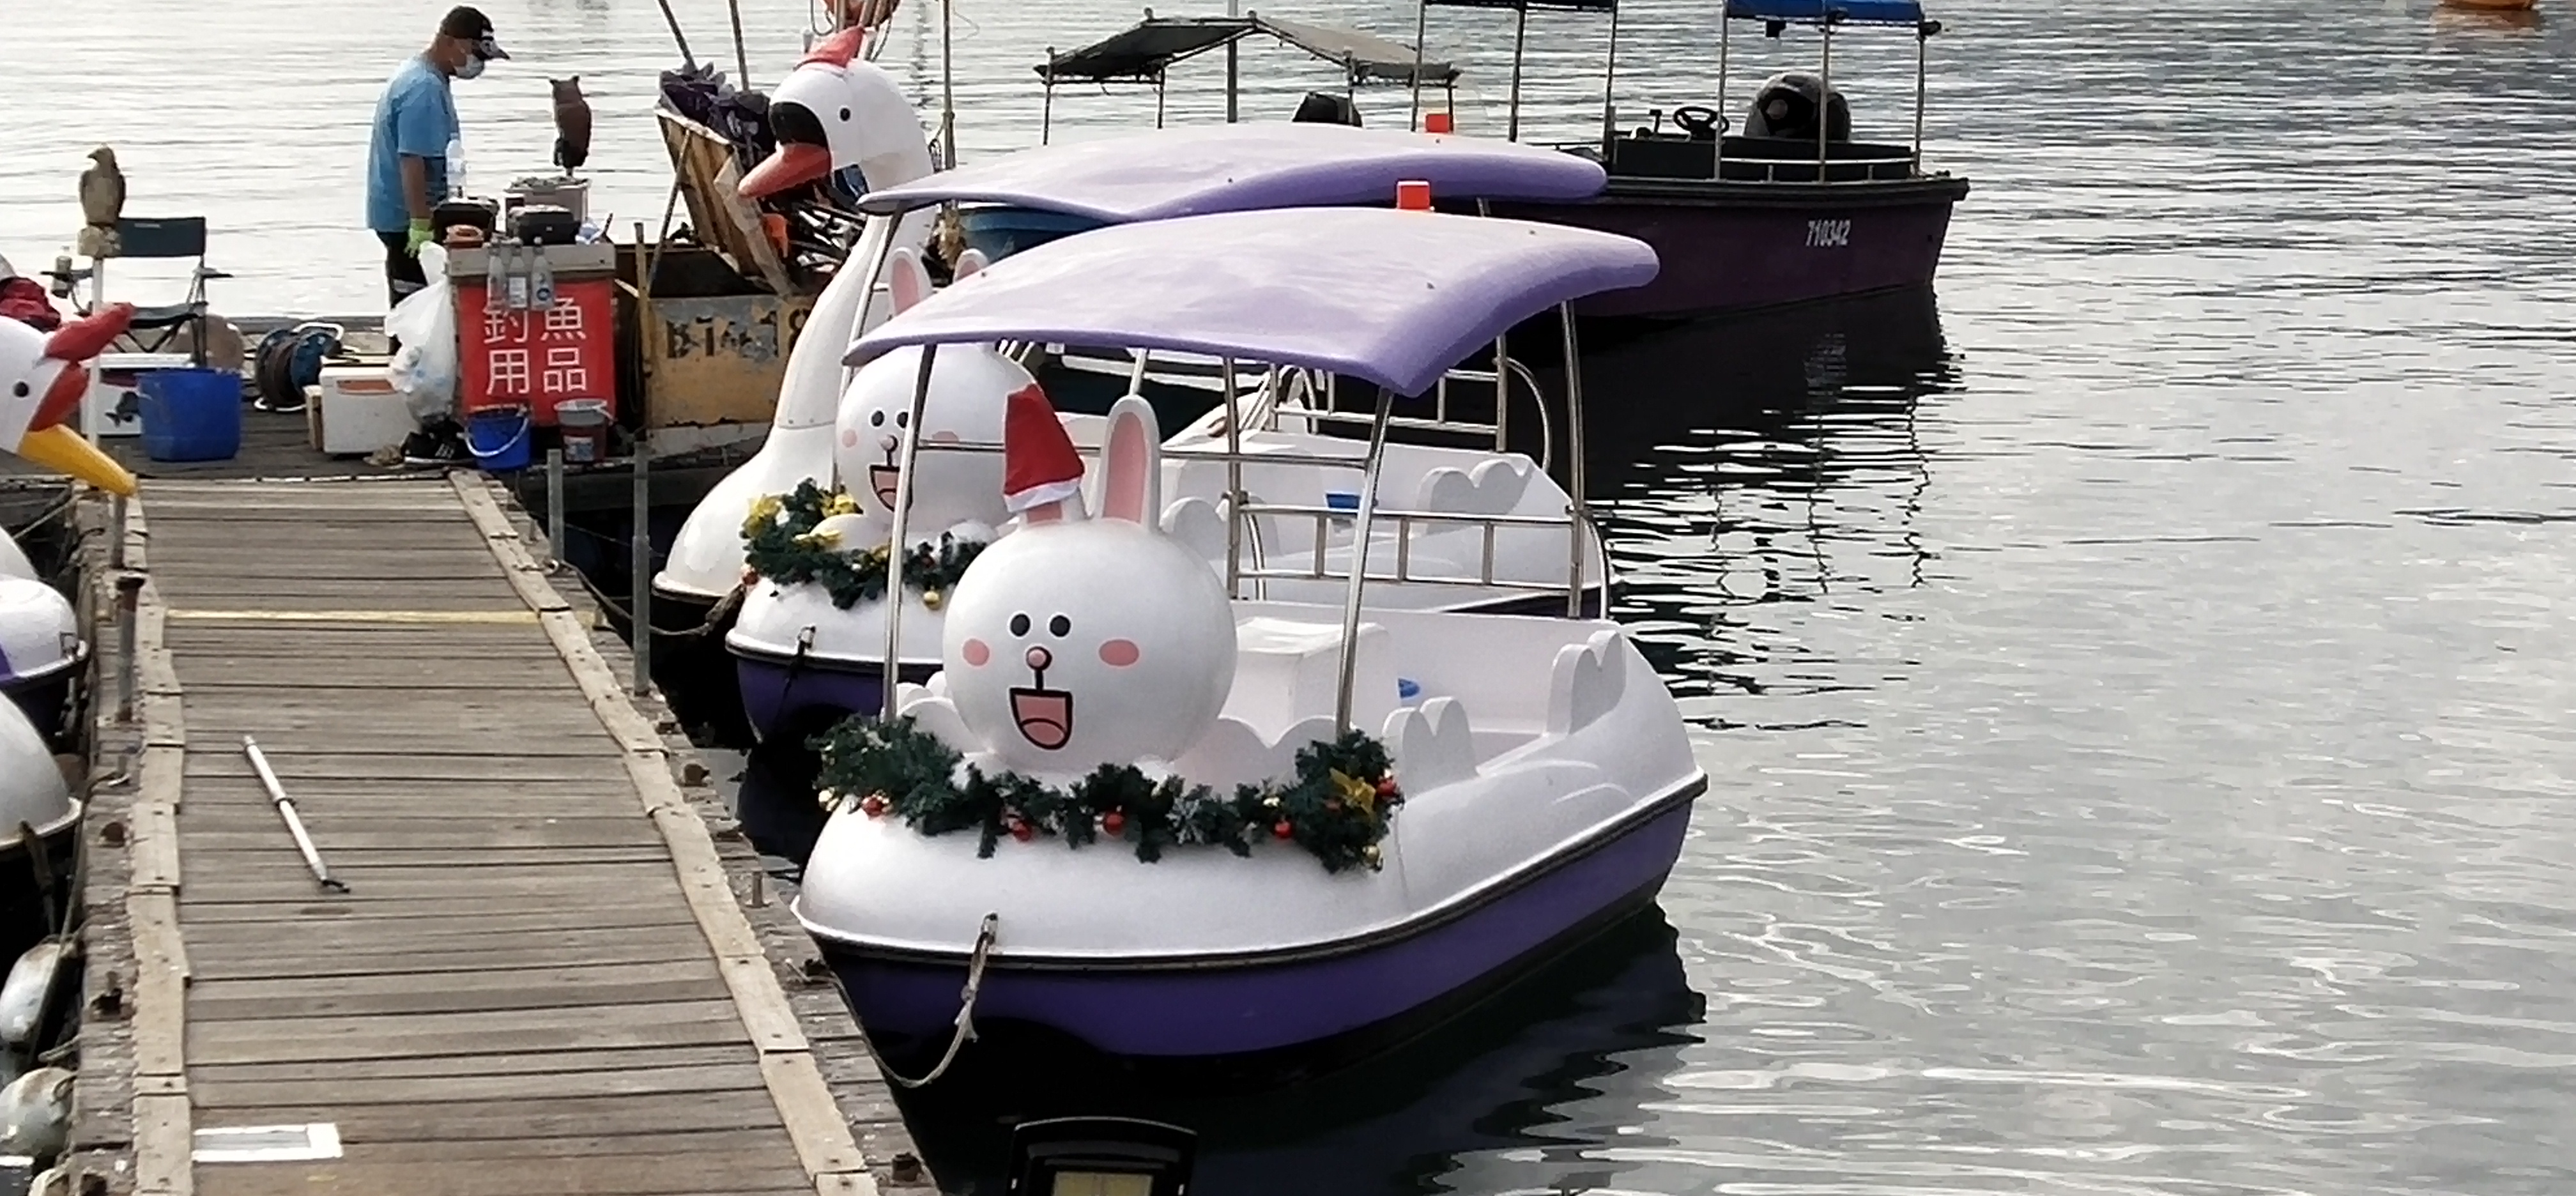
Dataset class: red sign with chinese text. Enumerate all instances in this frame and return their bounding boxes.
[454,278,617,427]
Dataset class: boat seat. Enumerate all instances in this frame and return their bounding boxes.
[1221,615,1399,742]
[1413,457,1530,518]
[1545,627,1629,738]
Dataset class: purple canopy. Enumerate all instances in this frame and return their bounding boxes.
[854,124,1608,222]
[841,208,1659,397]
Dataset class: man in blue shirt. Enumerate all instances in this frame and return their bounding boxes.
[365,6,510,309]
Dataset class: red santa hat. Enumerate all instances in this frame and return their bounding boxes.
[1001,382,1084,516]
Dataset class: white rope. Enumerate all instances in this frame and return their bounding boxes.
[868,911,999,1088]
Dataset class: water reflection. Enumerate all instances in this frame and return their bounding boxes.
[1577,289,1959,728]
[891,911,1704,1196]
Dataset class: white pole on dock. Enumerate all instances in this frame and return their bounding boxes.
[243,735,348,893]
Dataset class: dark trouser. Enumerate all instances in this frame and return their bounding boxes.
[379,229,427,312]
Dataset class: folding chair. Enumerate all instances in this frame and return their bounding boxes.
[49,217,232,362]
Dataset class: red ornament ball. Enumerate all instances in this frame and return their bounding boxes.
[1102,810,1126,836]
[1009,818,1036,843]
[859,793,888,818]
[1376,776,1400,799]
[1272,820,1294,840]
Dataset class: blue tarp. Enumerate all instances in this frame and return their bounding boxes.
[1724,0,1928,26]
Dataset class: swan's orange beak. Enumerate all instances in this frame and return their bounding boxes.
[17,303,140,496]
[17,424,136,497]
[740,143,834,201]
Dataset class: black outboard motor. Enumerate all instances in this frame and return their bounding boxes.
[1742,71,1851,142]
[1291,91,1363,127]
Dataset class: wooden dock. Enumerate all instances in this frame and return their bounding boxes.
[63,474,931,1195]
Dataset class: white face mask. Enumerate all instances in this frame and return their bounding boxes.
[457,55,487,80]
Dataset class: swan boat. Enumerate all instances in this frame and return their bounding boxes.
[0,304,137,949]
[647,29,942,671]
[726,125,1630,755]
[793,206,1706,1062]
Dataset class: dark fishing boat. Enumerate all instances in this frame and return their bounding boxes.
[1028,0,1968,323]
[1436,0,1970,320]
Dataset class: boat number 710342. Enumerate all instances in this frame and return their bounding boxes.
[1806,218,1853,248]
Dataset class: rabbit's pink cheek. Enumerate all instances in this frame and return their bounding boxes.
[841,430,858,448]
[1099,639,1141,668]
[962,639,990,667]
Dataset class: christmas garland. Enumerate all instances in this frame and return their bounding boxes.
[739,480,986,611]
[811,714,1404,873]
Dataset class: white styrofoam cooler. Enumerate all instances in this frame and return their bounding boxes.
[309,365,418,456]
[82,353,193,439]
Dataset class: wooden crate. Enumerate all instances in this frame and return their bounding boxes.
[655,107,799,297]
[613,245,817,430]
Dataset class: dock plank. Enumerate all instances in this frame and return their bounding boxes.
[82,477,919,1196]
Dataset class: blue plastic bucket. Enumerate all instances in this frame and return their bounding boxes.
[137,367,243,463]
[466,404,533,471]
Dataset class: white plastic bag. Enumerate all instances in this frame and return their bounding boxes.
[386,242,457,424]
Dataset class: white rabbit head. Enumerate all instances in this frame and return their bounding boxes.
[832,247,1020,544]
[942,394,1238,781]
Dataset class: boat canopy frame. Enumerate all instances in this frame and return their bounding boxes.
[1404,0,1947,181]
[1034,14,1459,142]
[852,206,1655,734]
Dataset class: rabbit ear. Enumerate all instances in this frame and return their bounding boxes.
[1098,395,1161,526]
[885,247,931,314]
[952,248,990,280]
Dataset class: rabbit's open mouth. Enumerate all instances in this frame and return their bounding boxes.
[1009,686,1072,749]
[868,464,901,510]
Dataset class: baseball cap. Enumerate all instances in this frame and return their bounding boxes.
[438,6,512,59]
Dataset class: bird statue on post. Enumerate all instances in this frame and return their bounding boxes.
[77,147,126,257]
[549,77,593,176]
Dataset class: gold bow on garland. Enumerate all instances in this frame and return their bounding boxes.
[739,480,987,611]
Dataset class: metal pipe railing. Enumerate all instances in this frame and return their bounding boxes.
[1559,300,1590,618]
[1331,388,1397,734]
[877,343,942,720]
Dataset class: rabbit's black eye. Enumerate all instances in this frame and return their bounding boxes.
[1009,613,1031,636]
[870,411,885,426]
[894,411,908,428]
[1048,614,1071,636]
[8,383,24,399]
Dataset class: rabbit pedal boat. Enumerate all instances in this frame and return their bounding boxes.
[728,126,1634,749]
[692,125,1622,737]
[792,208,1706,1060]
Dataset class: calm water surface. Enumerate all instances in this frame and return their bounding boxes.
[18,1,2576,1192]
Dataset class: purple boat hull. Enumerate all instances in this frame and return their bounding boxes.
[1491,176,1968,321]
[812,785,1701,1059]
[734,653,931,746]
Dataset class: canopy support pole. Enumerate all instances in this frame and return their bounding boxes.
[1506,4,1530,141]
[1409,0,1431,130]
[1559,301,1588,619]
[1041,56,1056,144]
[1912,23,1929,168]
[940,0,957,168]
[1334,388,1398,735]
[1817,17,1834,178]
[1713,13,1730,180]
[728,0,752,88]
[1223,355,1245,599]
[879,344,940,721]
[1598,0,1623,155]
